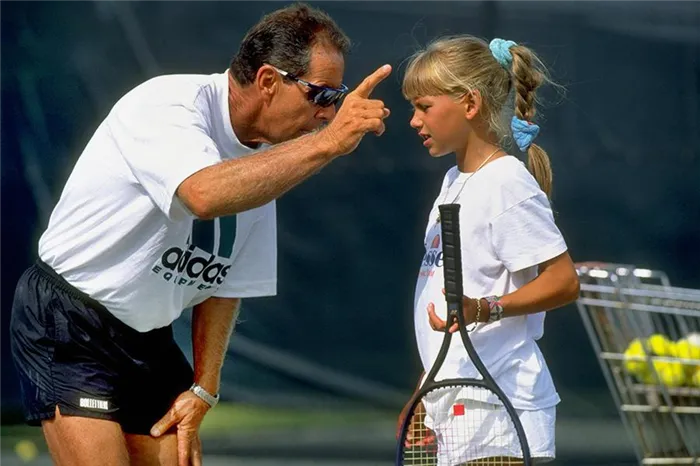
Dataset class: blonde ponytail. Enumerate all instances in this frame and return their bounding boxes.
[510,45,554,197]
[526,144,552,197]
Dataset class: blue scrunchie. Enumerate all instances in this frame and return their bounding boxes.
[511,116,540,152]
[489,38,517,68]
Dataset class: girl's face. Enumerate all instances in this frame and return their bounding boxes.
[409,95,470,158]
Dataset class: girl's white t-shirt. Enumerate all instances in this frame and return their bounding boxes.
[414,156,567,411]
[38,71,277,332]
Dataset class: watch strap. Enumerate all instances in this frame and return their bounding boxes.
[189,383,219,408]
[484,295,504,323]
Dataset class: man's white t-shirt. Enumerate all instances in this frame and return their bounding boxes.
[414,156,567,411]
[38,71,277,332]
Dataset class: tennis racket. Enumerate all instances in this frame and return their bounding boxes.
[396,203,532,466]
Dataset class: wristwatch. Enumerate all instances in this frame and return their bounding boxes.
[484,296,504,323]
[189,383,220,408]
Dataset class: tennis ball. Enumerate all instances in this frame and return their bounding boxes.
[675,339,700,363]
[623,338,648,376]
[14,439,38,462]
[689,367,700,388]
[638,371,655,385]
[647,334,674,356]
[651,361,686,387]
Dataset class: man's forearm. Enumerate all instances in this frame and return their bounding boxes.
[191,297,241,395]
[177,132,335,219]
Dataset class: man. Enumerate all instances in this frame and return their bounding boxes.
[10,3,391,465]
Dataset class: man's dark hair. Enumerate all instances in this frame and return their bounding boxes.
[230,3,351,85]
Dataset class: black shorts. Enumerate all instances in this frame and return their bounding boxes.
[10,260,194,435]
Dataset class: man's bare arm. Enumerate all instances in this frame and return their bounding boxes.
[150,296,240,464]
[177,133,334,219]
[177,65,392,219]
[191,296,241,395]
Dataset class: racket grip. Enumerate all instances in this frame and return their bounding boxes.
[438,204,464,308]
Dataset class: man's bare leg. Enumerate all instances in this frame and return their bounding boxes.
[42,406,129,466]
[125,432,179,466]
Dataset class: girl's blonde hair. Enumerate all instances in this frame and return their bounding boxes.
[402,35,556,197]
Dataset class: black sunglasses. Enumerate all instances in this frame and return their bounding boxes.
[270,66,348,108]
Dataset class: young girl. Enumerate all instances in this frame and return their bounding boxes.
[399,36,580,464]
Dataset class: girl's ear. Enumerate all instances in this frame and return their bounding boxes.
[462,90,482,121]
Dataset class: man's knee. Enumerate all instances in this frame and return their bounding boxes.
[125,432,179,466]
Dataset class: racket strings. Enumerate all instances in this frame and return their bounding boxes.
[400,385,525,466]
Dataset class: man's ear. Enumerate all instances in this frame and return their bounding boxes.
[256,65,280,103]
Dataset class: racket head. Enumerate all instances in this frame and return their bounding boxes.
[396,380,529,466]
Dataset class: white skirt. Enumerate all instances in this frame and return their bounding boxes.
[423,394,556,465]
